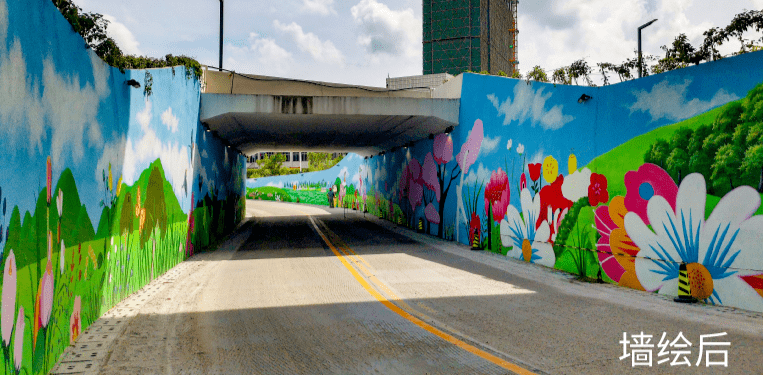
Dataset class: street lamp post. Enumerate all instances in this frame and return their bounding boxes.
[637,19,658,78]
[219,0,224,71]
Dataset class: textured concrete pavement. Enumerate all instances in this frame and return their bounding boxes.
[95,200,763,374]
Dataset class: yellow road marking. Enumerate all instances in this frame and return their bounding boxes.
[308,216,538,375]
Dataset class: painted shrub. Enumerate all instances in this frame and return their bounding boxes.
[0,1,244,373]
[363,50,763,313]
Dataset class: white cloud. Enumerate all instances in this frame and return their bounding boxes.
[629,78,739,122]
[337,166,349,182]
[480,134,501,157]
[273,21,345,66]
[0,0,6,45]
[351,0,421,58]
[42,56,106,167]
[0,38,44,155]
[226,33,293,76]
[530,149,545,165]
[161,107,179,133]
[96,134,127,192]
[301,0,335,15]
[123,99,189,200]
[488,82,574,130]
[103,14,142,56]
[464,162,490,186]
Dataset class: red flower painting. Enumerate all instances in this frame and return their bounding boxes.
[588,173,609,206]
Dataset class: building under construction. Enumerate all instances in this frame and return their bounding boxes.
[423,0,518,76]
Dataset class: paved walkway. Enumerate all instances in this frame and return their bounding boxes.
[53,201,763,374]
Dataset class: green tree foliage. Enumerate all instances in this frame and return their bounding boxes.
[51,0,202,79]
[120,191,134,235]
[526,65,549,82]
[248,153,286,178]
[142,166,167,247]
[645,83,763,195]
[307,153,343,172]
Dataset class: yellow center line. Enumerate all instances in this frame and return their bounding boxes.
[307,216,538,375]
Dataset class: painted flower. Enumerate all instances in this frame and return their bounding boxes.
[425,203,440,225]
[500,189,555,267]
[1,249,16,346]
[433,133,453,164]
[484,168,510,222]
[520,173,527,190]
[506,139,513,150]
[14,307,24,370]
[624,163,678,226]
[422,153,440,201]
[538,175,572,230]
[116,176,123,196]
[528,163,541,182]
[625,174,763,311]
[46,156,52,204]
[547,206,568,243]
[542,156,559,184]
[455,119,483,174]
[561,167,592,202]
[568,153,577,174]
[516,143,525,154]
[594,196,644,290]
[60,240,66,274]
[40,267,54,328]
[588,173,609,206]
[108,163,113,192]
[56,189,63,216]
[469,212,481,243]
[70,296,81,343]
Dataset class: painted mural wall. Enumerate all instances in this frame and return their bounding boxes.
[246,154,366,209]
[0,0,245,373]
[363,51,763,314]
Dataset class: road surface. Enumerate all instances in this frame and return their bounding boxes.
[94,200,763,374]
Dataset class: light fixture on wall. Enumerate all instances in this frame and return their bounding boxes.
[428,133,434,140]
[125,79,141,89]
[578,94,592,103]
[444,126,454,134]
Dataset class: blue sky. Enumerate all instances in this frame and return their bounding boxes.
[74,0,763,87]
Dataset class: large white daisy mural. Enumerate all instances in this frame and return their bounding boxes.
[624,173,763,311]
[500,188,556,267]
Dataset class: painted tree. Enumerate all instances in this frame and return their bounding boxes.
[141,166,167,248]
[455,119,484,243]
[431,133,461,238]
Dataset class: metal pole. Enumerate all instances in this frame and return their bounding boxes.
[219,0,224,71]
[637,19,657,79]
[638,28,642,78]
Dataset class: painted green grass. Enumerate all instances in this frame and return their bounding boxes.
[289,189,329,206]
[585,102,763,217]
[585,104,728,198]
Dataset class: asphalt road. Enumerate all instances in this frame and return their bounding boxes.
[98,200,763,374]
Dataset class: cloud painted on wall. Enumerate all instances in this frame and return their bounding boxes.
[43,54,110,168]
[123,99,190,201]
[464,162,490,186]
[487,82,573,130]
[0,38,44,155]
[479,134,501,157]
[161,107,179,133]
[629,78,740,122]
[530,148,545,164]
[96,135,127,192]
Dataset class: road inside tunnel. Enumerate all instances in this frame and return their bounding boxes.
[97,200,763,375]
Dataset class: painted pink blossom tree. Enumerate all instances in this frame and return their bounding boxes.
[428,133,462,238]
[455,120,484,242]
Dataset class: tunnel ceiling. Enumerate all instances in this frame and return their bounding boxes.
[199,94,460,157]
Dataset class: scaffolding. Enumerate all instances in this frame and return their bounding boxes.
[423,0,481,75]
[423,0,518,76]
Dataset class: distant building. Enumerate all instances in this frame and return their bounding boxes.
[386,73,454,91]
[246,152,347,171]
[423,0,518,76]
